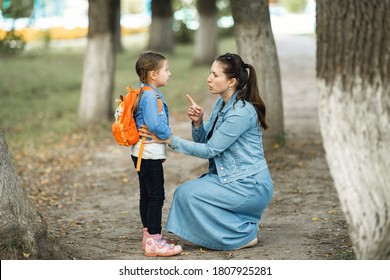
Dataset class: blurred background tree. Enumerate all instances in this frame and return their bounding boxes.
[193,0,217,65]
[78,0,118,127]
[148,0,174,52]
[231,0,284,149]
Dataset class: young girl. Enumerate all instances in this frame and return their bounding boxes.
[131,51,182,257]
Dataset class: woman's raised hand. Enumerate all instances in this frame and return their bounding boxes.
[186,95,204,127]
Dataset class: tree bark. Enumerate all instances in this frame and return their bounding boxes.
[0,130,48,258]
[78,0,117,127]
[230,0,284,149]
[317,0,390,259]
[148,0,174,52]
[194,0,217,65]
[114,0,123,53]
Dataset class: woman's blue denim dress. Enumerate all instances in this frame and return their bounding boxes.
[166,92,273,250]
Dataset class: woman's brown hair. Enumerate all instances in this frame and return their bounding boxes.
[216,53,268,130]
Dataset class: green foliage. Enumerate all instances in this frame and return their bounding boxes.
[280,0,308,13]
[172,0,233,43]
[173,20,195,44]
[0,30,26,54]
[0,0,33,55]
[1,0,34,18]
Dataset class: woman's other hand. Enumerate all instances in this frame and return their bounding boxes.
[139,125,172,144]
[186,95,204,127]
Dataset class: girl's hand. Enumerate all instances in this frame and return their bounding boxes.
[186,95,204,127]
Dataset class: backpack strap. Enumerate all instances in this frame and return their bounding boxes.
[135,85,164,172]
[143,85,163,114]
[136,136,147,171]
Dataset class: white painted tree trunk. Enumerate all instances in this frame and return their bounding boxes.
[318,78,390,259]
[0,130,48,258]
[78,0,116,127]
[231,0,284,149]
[317,0,390,259]
[79,33,115,126]
[194,0,217,65]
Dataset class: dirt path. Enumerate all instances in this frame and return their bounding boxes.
[30,34,353,260]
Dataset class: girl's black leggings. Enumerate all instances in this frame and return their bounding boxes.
[131,156,165,235]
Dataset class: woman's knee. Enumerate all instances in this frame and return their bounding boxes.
[173,184,193,202]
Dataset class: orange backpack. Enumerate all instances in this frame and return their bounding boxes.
[112,85,162,171]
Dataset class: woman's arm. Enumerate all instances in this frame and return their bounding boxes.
[170,106,253,159]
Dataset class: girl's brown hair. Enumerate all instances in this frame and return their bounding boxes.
[216,53,268,130]
[133,51,167,114]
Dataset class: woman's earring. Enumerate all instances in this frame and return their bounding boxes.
[228,86,232,90]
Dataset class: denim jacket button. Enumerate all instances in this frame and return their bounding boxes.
[220,167,224,170]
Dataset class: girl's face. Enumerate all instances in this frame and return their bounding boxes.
[207,61,234,95]
[152,59,171,88]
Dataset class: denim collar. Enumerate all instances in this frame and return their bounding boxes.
[142,83,162,97]
[219,90,240,113]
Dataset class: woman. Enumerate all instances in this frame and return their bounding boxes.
[141,53,273,250]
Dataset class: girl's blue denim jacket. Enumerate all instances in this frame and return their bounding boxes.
[169,91,269,184]
[134,85,171,140]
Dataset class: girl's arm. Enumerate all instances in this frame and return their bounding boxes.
[142,91,172,140]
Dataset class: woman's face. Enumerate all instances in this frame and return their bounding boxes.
[207,61,232,95]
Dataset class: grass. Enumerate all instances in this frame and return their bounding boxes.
[0,34,237,152]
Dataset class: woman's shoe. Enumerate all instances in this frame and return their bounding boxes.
[236,237,258,250]
[144,234,182,257]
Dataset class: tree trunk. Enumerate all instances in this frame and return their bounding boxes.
[230,0,284,149]
[194,0,217,65]
[78,0,117,127]
[317,0,390,259]
[148,0,174,52]
[0,130,48,258]
[114,0,123,53]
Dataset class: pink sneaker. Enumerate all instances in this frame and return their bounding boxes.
[142,228,148,251]
[145,234,182,257]
[142,228,177,251]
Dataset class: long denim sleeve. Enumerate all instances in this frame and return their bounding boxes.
[171,106,253,159]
